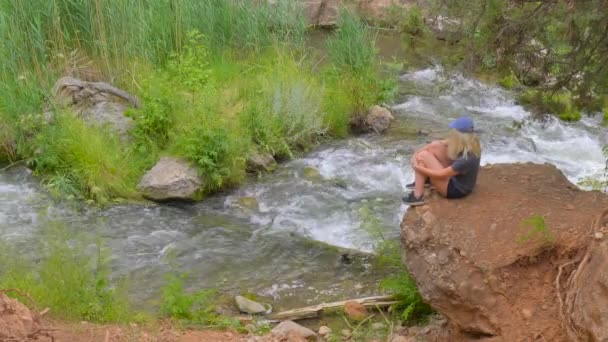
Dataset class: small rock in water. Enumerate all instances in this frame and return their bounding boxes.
[237,196,259,211]
[318,326,332,336]
[271,320,316,339]
[595,232,604,240]
[344,301,369,321]
[235,295,266,314]
[341,329,352,338]
[303,166,322,181]
[371,322,385,330]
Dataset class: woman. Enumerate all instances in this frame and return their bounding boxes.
[402,116,481,206]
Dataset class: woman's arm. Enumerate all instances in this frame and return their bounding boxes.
[413,164,459,179]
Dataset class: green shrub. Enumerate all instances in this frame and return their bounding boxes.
[327,10,376,76]
[498,72,519,89]
[0,222,133,323]
[32,112,142,204]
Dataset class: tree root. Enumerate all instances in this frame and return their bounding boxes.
[554,207,608,341]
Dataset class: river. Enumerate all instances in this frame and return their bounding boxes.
[0,65,606,311]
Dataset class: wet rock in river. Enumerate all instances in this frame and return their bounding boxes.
[302,166,322,181]
[235,295,267,315]
[137,157,204,202]
[246,152,277,173]
[237,196,259,211]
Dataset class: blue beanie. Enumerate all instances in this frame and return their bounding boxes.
[449,116,474,133]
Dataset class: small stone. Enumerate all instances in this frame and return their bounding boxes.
[594,232,604,240]
[341,329,352,338]
[271,321,316,339]
[420,326,431,335]
[344,301,369,321]
[541,304,549,311]
[235,296,266,314]
[303,166,322,181]
[371,322,385,330]
[237,196,259,211]
[459,250,467,257]
[318,326,332,336]
[522,308,533,319]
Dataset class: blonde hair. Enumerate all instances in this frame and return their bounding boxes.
[447,129,481,160]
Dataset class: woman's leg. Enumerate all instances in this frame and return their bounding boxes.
[414,150,450,197]
[415,140,451,167]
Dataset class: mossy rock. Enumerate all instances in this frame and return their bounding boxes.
[237,196,259,210]
[303,166,322,181]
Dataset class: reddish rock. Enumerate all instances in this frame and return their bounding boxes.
[344,301,369,321]
[401,163,608,341]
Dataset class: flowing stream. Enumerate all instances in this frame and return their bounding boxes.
[1,66,606,311]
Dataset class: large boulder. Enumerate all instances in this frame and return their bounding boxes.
[401,163,608,341]
[302,0,339,27]
[137,157,204,202]
[51,77,141,138]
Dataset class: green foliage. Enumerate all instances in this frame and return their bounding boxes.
[327,10,376,76]
[0,222,133,323]
[167,31,211,94]
[173,122,248,190]
[498,71,519,90]
[32,112,142,204]
[517,89,581,121]
[517,214,553,245]
[159,273,241,329]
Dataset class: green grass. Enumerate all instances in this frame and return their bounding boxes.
[0,2,391,203]
[0,222,133,323]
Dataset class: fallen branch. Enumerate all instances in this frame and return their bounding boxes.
[269,295,398,321]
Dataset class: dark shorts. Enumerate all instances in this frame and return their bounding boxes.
[447,178,468,199]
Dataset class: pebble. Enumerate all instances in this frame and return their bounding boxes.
[541,304,549,311]
[594,232,604,240]
[371,322,385,330]
[341,329,352,338]
[522,308,533,319]
[318,326,332,336]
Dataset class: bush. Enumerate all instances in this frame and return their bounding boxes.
[32,112,142,204]
[0,222,133,323]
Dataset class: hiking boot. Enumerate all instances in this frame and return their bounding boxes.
[405,179,431,190]
[402,192,425,206]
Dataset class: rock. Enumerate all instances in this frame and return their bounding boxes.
[401,163,608,341]
[344,301,369,321]
[246,152,277,173]
[391,336,414,342]
[271,320,316,339]
[365,105,394,133]
[302,0,339,27]
[594,232,604,240]
[358,0,417,21]
[51,77,140,139]
[137,157,204,202]
[237,196,259,211]
[0,293,42,341]
[235,296,267,315]
[341,329,352,338]
[302,166,322,181]
[426,15,463,42]
[318,326,332,336]
[371,322,385,330]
